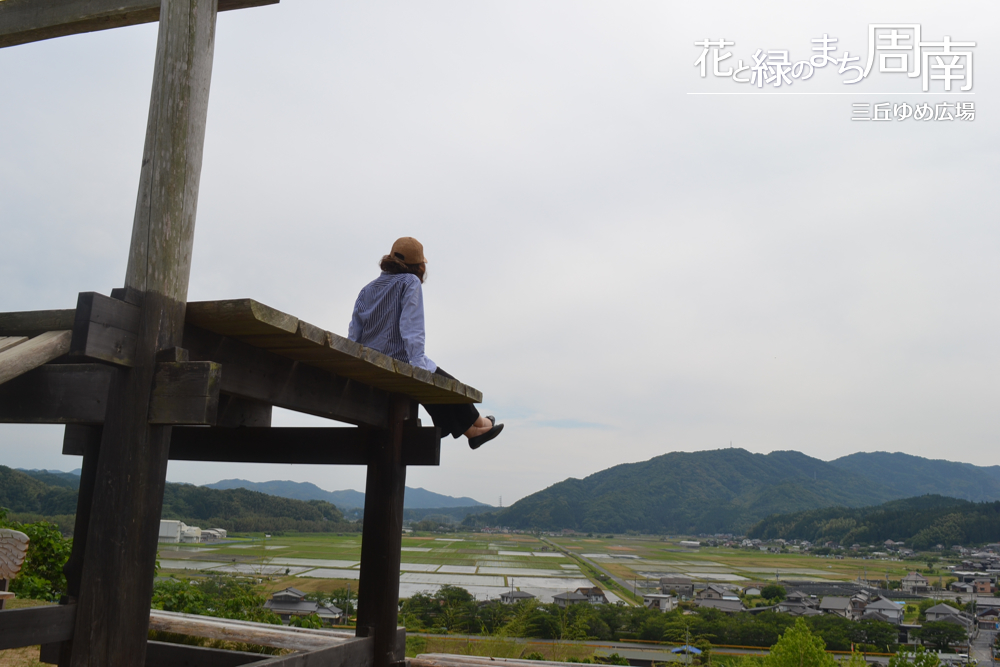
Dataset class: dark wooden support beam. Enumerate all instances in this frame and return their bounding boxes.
[43,641,266,666]
[0,0,278,49]
[149,361,221,425]
[0,605,76,650]
[70,292,140,367]
[70,0,219,663]
[356,395,414,667]
[184,324,390,428]
[0,364,112,424]
[249,636,375,667]
[57,427,100,665]
[216,394,272,427]
[63,424,442,466]
[0,309,76,338]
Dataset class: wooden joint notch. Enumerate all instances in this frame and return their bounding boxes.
[149,361,222,425]
[70,291,140,367]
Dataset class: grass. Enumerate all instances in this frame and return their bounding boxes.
[405,635,599,662]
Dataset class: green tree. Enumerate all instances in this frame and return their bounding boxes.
[766,618,837,667]
[888,646,941,667]
[0,508,72,601]
[289,613,323,628]
[762,585,787,601]
[913,622,966,651]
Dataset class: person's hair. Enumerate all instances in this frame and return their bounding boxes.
[380,254,426,283]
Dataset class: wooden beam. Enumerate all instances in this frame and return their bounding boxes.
[147,610,354,652]
[0,364,111,424]
[0,330,72,386]
[216,394,272,427]
[0,309,75,338]
[0,604,75,650]
[0,336,28,354]
[70,292,140,367]
[186,299,482,405]
[42,641,266,667]
[70,0,220,663]
[249,636,375,667]
[148,360,221,425]
[0,0,278,49]
[184,324,390,428]
[356,396,413,667]
[56,425,100,666]
[62,424,442,466]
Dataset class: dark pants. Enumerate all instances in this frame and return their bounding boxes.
[423,367,481,438]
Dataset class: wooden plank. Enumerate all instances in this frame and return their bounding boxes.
[148,361,222,425]
[147,609,348,652]
[183,324,390,428]
[0,309,76,337]
[70,292,140,367]
[249,636,374,667]
[0,604,75,650]
[186,299,297,337]
[185,301,481,405]
[0,336,28,354]
[145,641,266,667]
[0,330,72,386]
[71,0,220,663]
[0,363,110,424]
[42,641,266,667]
[356,396,413,667]
[62,424,441,466]
[0,0,279,49]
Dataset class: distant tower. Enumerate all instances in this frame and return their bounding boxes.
[499,496,503,509]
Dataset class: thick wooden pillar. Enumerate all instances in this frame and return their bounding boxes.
[356,395,415,667]
[69,0,218,665]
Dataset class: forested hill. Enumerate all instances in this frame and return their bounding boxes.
[747,495,1000,549]
[1,466,359,534]
[465,449,895,534]
[464,448,1000,534]
[829,452,1000,502]
[205,478,489,509]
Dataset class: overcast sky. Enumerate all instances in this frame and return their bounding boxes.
[1,0,996,506]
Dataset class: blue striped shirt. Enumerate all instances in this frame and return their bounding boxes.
[348,272,436,372]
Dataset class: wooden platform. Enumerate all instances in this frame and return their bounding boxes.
[186,299,481,405]
[0,297,480,408]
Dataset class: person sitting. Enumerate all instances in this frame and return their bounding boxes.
[348,237,504,450]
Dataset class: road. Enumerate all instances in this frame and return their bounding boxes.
[970,629,996,666]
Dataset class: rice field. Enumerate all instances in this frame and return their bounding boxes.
[157,531,934,601]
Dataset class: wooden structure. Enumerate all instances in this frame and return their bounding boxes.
[0,2,482,666]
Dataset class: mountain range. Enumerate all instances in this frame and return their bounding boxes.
[203,479,489,509]
[2,466,356,534]
[9,449,1000,537]
[462,449,1000,534]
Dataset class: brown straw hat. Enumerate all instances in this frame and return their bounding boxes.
[390,237,428,264]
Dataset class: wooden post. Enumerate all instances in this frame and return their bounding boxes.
[356,394,415,667]
[67,0,218,664]
[56,426,100,665]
